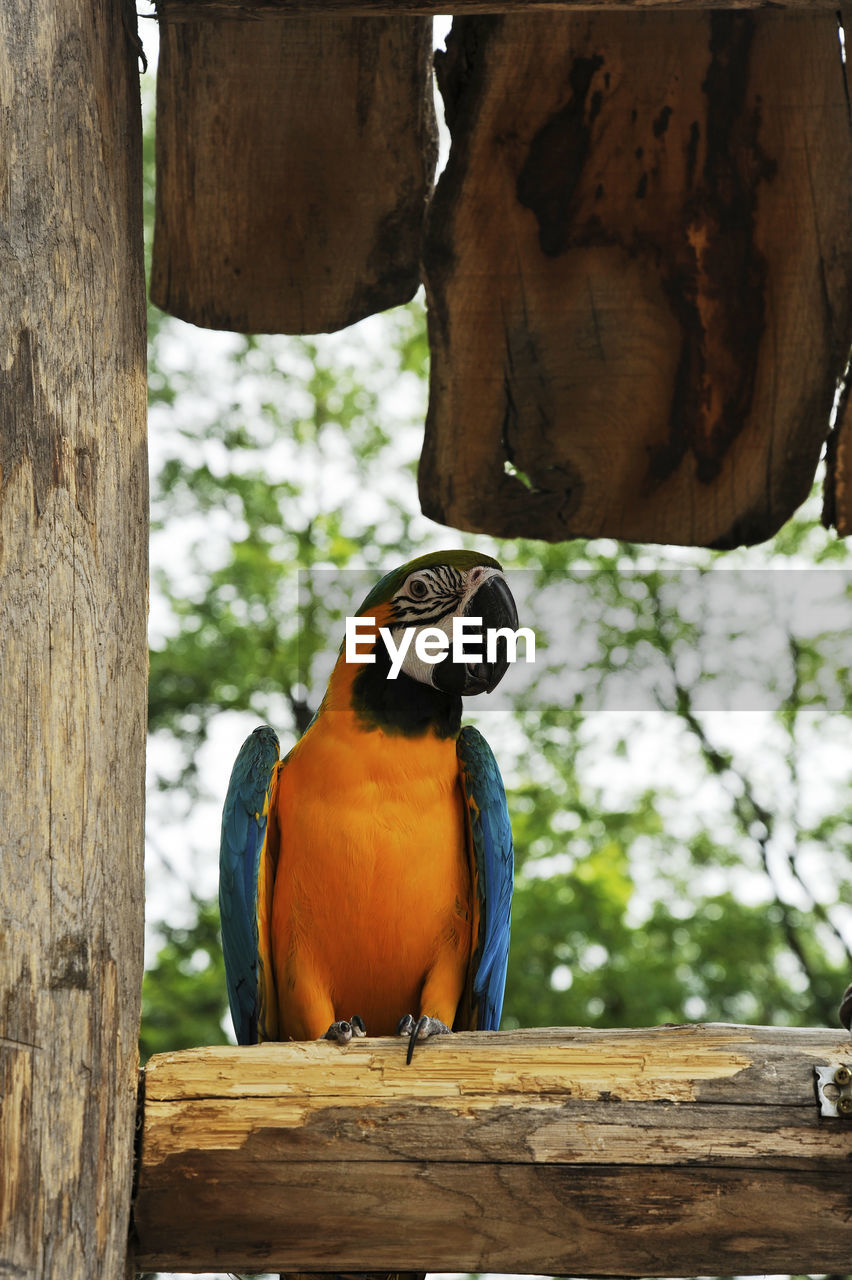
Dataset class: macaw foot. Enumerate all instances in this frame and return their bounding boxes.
[322,1014,366,1045]
[397,1013,452,1065]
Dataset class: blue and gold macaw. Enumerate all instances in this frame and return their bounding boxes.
[219,550,515,1061]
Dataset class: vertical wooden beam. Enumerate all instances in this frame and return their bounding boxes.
[0,1,147,1276]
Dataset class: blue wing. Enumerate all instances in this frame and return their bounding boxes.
[457,725,514,1031]
[218,724,280,1045]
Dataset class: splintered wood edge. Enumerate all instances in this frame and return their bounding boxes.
[143,1024,852,1104]
[135,1026,852,1273]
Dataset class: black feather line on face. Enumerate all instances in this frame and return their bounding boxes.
[392,566,465,627]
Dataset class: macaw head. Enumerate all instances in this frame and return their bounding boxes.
[357,550,519,697]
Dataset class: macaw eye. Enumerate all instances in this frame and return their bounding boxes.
[409,577,428,599]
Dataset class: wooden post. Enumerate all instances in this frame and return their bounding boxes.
[0,1,148,1276]
[134,1025,852,1275]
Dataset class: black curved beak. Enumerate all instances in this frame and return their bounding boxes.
[433,574,519,697]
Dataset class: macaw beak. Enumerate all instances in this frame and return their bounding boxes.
[433,573,519,697]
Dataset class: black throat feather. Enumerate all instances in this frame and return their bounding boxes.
[350,637,462,738]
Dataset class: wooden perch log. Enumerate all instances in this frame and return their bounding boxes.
[133,1024,852,1275]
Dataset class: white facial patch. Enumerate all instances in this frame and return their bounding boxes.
[458,566,502,614]
[389,566,505,685]
[395,613,456,685]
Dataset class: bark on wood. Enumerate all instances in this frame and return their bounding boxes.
[152,14,437,333]
[133,1025,852,1274]
[421,12,852,547]
[0,1,148,1276]
[158,0,847,18]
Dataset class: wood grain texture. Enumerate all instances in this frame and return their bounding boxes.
[134,1025,852,1274]
[822,381,852,535]
[822,3,852,538]
[0,0,148,1275]
[152,14,436,332]
[158,0,846,18]
[420,12,852,547]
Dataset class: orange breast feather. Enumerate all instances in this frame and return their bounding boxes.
[265,637,473,1040]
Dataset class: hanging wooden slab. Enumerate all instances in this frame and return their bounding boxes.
[421,13,852,547]
[152,16,436,333]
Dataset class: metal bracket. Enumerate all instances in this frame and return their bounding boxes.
[815,1063,852,1117]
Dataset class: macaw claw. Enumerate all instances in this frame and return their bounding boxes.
[399,1014,452,1065]
[322,1014,367,1044]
